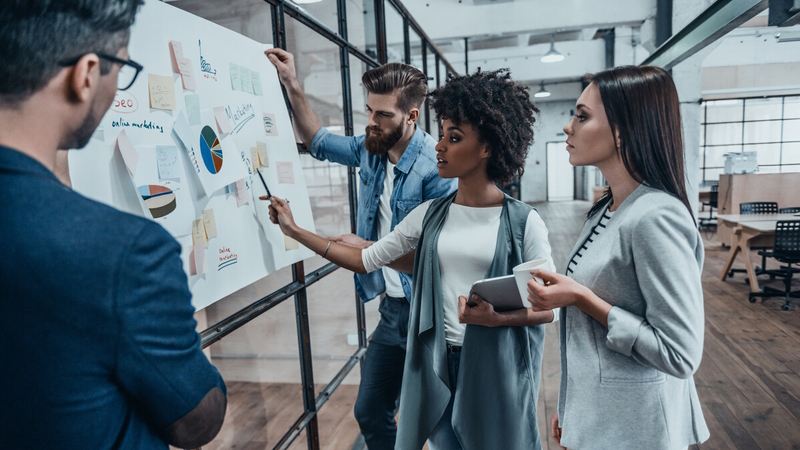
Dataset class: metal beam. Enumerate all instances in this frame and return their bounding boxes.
[656,0,673,47]
[386,0,459,75]
[769,0,800,27]
[642,0,768,69]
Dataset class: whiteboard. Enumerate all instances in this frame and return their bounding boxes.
[69,0,315,310]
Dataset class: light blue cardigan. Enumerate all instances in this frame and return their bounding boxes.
[558,184,710,450]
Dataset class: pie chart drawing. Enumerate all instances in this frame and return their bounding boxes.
[200,126,224,174]
[138,184,177,219]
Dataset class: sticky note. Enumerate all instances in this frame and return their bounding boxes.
[213,106,233,134]
[229,63,242,91]
[156,145,180,180]
[202,209,217,239]
[191,244,207,275]
[263,113,278,136]
[148,74,176,110]
[276,161,294,184]
[169,41,183,73]
[172,112,193,150]
[250,147,260,170]
[284,236,299,250]
[184,94,201,125]
[251,71,263,96]
[178,57,196,90]
[234,179,249,207]
[192,218,208,247]
[239,67,253,94]
[256,141,269,167]
[116,129,139,176]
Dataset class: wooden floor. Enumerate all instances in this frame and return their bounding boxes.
[203,201,800,450]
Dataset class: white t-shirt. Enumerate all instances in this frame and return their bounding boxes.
[376,161,406,298]
[362,199,556,345]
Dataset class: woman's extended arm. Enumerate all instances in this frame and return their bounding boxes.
[267,197,367,273]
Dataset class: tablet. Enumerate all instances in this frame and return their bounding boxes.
[468,274,525,312]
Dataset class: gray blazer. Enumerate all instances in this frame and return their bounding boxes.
[558,184,709,450]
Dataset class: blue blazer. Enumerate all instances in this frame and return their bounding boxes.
[0,147,226,449]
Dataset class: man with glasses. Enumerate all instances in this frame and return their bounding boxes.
[0,2,226,449]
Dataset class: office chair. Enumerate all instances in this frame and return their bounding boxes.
[779,207,800,214]
[729,202,779,281]
[749,220,800,310]
[698,181,718,229]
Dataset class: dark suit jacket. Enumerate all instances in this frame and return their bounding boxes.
[0,147,226,449]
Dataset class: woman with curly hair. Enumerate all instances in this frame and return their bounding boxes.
[266,69,554,450]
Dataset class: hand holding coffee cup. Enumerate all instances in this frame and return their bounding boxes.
[526,269,594,312]
[512,259,550,308]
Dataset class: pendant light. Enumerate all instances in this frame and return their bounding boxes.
[541,33,565,63]
[534,82,551,98]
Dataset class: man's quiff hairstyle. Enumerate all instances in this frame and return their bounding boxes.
[361,63,427,113]
[0,0,143,106]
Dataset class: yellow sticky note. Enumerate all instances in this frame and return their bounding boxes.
[192,218,208,247]
[202,209,217,239]
[250,147,260,170]
[148,74,176,110]
[256,141,269,167]
[284,235,299,250]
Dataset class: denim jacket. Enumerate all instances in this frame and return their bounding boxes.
[309,125,457,302]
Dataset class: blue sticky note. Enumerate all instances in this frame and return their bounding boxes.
[184,94,201,125]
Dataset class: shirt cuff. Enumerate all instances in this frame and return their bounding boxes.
[605,306,645,356]
[308,127,329,158]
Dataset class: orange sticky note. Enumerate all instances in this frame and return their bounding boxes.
[202,209,217,239]
[115,129,138,176]
[250,147,260,170]
[192,218,208,247]
[256,141,269,167]
[148,74,176,110]
[284,236,299,250]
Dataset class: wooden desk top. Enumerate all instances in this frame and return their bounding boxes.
[716,213,797,224]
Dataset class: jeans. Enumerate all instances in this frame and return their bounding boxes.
[427,351,463,450]
[353,296,409,450]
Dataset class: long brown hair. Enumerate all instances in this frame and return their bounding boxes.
[586,66,693,220]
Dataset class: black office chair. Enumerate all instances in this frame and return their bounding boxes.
[779,207,800,214]
[698,182,718,229]
[749,220,800,310]
[729,202,779,280]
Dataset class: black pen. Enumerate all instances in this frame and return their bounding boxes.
[256,167,272,199]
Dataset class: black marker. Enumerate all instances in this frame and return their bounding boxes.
[256,168,272,199]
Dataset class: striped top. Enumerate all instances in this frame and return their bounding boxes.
[567,206,614,275]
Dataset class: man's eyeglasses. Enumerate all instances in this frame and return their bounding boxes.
[58,53,143,91]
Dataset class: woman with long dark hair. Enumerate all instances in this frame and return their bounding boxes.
[527,66,709,449]
[266,69,555,450]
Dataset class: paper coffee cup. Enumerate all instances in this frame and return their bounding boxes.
[512,259,549,308]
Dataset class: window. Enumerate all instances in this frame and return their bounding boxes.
[700,95,800,183]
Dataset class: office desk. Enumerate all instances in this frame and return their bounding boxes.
[718,214,798,293]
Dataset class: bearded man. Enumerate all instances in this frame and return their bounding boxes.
[266,49,456,450]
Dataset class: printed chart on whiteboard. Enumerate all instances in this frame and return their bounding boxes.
[68,0,316,310]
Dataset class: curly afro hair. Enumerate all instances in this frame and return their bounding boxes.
[429,69,539,185]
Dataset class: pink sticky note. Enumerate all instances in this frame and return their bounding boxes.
[276,161,294,184]
[116,129,139,176]
[191,244,207,275]
[234,179,250,207]
[169,41,183,73]
[214,106,233,134]
[178,57,196,90]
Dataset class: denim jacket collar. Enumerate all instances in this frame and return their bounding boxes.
[393,125,425,174]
